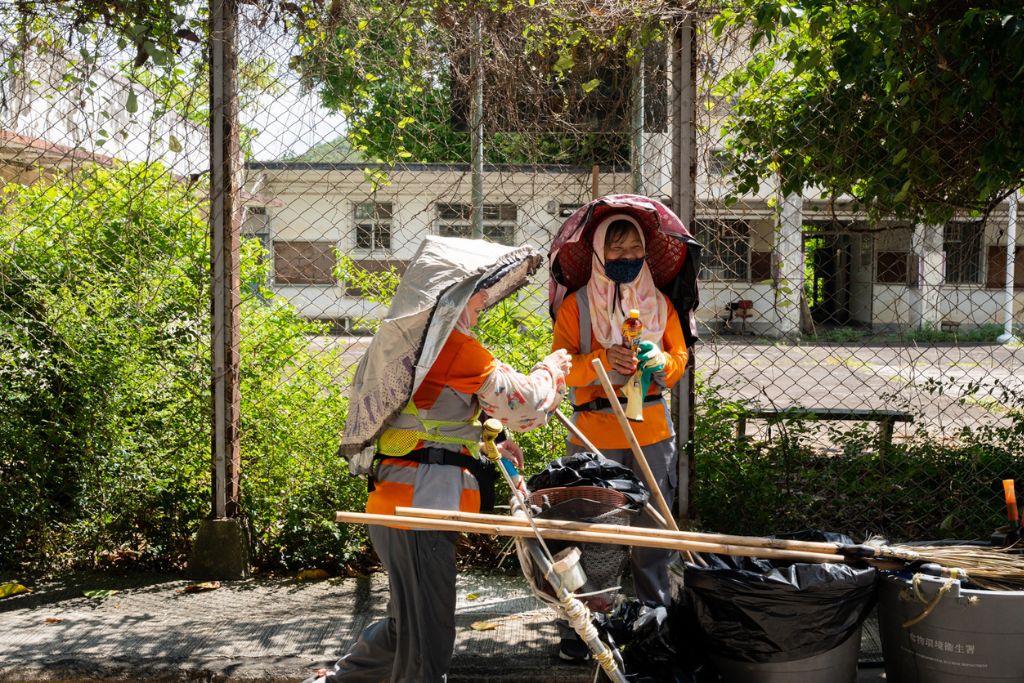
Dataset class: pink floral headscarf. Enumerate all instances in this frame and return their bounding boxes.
[586,214,668,347]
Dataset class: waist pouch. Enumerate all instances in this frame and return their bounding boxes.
[573,394,664,413]
[373,447,499,513]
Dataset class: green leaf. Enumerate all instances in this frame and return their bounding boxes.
[84,589,119,600]
[894,178,912,202]
[168,135,183,153]
[0,583,30,599]
[126,89,138,114]
[581,78,601,93]
[552,53,574,74]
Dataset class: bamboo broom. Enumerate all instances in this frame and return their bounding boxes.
[396,507,858,555]
[336,510,846,563]
[588,359,679,532]
[379,508,1024,590]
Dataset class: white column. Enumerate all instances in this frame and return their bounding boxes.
[774,191,804,337]
[642,131,672,198]
[910,223,943,329]
[998,193,1019,343]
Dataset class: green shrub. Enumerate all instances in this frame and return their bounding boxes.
[0,164,362,572]
[693,372,1024,542]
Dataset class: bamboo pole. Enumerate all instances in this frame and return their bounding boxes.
[591,358,679,531]
[395,506,845,555]
[336,510,845,564]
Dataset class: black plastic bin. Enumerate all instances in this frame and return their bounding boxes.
[681,531,877,683]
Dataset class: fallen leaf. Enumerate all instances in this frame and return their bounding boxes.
[296,569,329,582]
[0,583,30,599]
[177,581,221,594]
[83,589,119,600]
[44,618,63,624]
[465,592,480,601]
[470,621,498,631]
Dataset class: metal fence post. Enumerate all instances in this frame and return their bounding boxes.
[189,0,248,580]
[470,13,484,238]
[670,16,697,525]
[631,35,646,196]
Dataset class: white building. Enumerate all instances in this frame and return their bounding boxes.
[0,41,208,184]
[246,158,1023,338]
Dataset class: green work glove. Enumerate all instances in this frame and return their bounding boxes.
[637,340,666,396]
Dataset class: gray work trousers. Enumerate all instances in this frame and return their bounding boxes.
[332,525,457,683]
[567,437,678,606]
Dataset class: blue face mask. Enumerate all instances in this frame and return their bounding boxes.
[604,257,644,284]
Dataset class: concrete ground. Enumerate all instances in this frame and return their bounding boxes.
[0,569,886,682]
[700,339,1024,436]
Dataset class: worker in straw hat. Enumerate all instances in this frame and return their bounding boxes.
[549,197,695,662]
[308,235,571,683]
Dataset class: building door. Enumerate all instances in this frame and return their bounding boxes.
[803,227,852,327]
[848,232,874,326]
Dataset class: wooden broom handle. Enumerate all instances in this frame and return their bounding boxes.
[591,358,679,531]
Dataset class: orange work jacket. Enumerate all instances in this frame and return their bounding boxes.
[552,290,688,449]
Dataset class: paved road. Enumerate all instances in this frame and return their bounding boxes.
[0,569,886,682]
[698,340,1024,438]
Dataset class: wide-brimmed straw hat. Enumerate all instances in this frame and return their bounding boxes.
[548,194,701,342]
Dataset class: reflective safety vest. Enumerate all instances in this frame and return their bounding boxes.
[376,398,482,458]
[554,289,687,449]
[366,328,496,519]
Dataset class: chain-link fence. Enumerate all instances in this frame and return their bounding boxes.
[2,1,1023,573]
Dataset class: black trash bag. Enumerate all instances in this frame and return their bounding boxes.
[526,451,650,511]
[595,599,704,683]
[680,530,877,663]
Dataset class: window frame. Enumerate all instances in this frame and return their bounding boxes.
[435,202,518,245]
[694,218,751,282]
[353,201,394,253]
[272,239,337,286]
[943,220,984,285]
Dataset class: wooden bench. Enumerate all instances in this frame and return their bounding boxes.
[735,407,914,456]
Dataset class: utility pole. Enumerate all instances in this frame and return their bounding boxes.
[470,13,484,238]
[189,0,249,580]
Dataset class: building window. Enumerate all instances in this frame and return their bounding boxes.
[241,206,271,256]
[750,250,773,281]
[943,221,983,285]
[876,251,910,284]
[695,218,749,281]
[708,150,731,176]
[274,240,336,285]
[986,245,1024,289]
[354,201,393,251]
[436,202,517,245]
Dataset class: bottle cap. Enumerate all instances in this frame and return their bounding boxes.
[628,309,640,318]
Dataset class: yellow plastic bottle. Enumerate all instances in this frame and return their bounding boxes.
[621,310,644,421]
